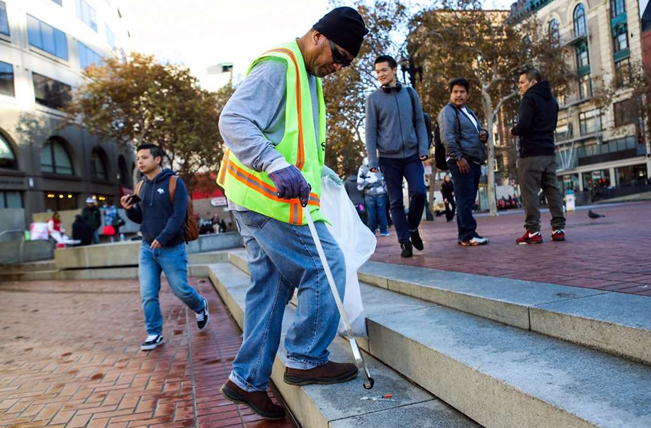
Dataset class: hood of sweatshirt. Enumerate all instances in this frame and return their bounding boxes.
[526,81,553,101]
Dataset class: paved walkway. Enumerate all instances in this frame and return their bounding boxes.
[0,279,295,428]
[371,201,651,296]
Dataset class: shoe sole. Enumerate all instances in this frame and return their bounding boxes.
[517,240,543,245]
[141,340,164,351]
[552,237,565,242]
[283,367,359,386]
[220,385,286,420]
[458,241,488,246]
[197,299,209,330]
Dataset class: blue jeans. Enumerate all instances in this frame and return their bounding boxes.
[379,155,427,243]
[230,209,346,392]
[364,194,388,234]
[139,243,205,336]
[447,160,482,241]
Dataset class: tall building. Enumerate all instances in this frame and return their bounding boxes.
[510,0,651,200]
[0,0,134,226]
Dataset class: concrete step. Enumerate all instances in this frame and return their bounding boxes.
[220,254,651,428]
[1,259,57,273]
[206,262,480,428]
[356,261,651,365]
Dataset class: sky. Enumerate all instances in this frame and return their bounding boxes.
[120,0,517,90]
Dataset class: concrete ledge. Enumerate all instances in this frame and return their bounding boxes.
[0,267,139,281]
[359,261,651,365]
[206,261,479,428]
[0,240,55,265]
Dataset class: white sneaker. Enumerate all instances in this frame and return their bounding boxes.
[459,236,489,246]
[141,334,164,351]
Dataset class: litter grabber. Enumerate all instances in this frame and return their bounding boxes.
[303,207,375,390]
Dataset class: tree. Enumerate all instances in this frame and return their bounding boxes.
[64,53,226,191]
[408,0,573,215]
[323,0,409,177]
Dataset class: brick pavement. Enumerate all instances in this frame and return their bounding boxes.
[0,278,295,428]
[371,201,651,296]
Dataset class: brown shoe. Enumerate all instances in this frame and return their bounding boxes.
[284,361,358,386]
[220,380,286,420]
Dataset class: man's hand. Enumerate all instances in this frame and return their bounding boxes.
[120,195,135,210]
[150,239,162,249]
[479,130,488,143]
[268,165,310,206]
[456,158,470,174]
[420,155,428,161]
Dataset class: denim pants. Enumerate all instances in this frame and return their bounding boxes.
[230,209,346,392]
[517,156,566,232]
[139,243,205,336]
[447,160,481,242]
[379,155,427,243]
[364,194,389,234]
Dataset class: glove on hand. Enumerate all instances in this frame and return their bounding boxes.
[268,165,310,206]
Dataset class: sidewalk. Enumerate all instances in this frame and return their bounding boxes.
[0,279,295,428]
[371,201,651,296]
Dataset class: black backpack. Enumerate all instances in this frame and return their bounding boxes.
[433,105,461,171]
[406,87,433,148]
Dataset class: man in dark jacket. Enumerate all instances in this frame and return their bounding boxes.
[510,68,566,244]
[121,143,209,352]
[72,215,93,246]
[365,55,429,257]
[81,197,101,244]
[438,77,489,246]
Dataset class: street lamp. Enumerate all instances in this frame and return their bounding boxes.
[398,54,423,88]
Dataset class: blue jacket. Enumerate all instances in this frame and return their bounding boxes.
[126,168,187,247]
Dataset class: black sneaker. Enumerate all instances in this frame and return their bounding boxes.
[141,334,163,351]
[409,229,424,251]
[196,299,209,330]
[400,241,413,258]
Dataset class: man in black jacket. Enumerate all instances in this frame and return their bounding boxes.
[510,68,566,245]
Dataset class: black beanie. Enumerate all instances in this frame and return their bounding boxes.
[313,7,369,58]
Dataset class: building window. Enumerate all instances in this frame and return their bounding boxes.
[27,15,68,60]
[76,0,97,32]
[579,109,602,135]
[614,58,631,88]
[610,0,626,17]
[613,97,640,128]
[0,133,17,169]
[0,191,22,208]
[33,73,71,110]
[50,0,63,6]
[573,4,587,37]
[106,24,115,50]
[579,75,592,100]
[0,1,9,36]
[614,31,628,53]
[41,138,73,175]
[44,192,77,211]
[117,155,129,186]
[548,19,560,45]
[0,60,14,97]
[78,42,102,69]
[90,147,109,180]
[576,43,590,69]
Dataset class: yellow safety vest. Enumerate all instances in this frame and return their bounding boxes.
[217,40,327,225]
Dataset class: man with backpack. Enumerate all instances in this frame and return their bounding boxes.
[437,77,489,247]
[121,143,209,352]
[365,55,429,258]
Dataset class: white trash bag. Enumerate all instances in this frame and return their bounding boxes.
[320,176,376,338]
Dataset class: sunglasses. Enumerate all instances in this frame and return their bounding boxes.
[328,40,352,67]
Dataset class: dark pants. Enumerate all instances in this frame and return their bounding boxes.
[517,156,566,232]
[379,155,427,243]
[447,160,481,242]
[444,199,456,222]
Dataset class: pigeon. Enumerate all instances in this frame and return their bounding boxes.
[588,209,605,219]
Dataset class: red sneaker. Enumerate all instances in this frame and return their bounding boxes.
[516,231,543,245]
[551,229,566,241]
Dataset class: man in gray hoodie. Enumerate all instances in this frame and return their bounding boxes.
[365,55,429,258]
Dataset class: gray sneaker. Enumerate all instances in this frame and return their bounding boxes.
[141,334,163,351]
[459,236,489,246]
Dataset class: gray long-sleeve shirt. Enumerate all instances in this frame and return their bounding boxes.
[437,103,487,164]
[364,86,429,169]
[218,58,320,210]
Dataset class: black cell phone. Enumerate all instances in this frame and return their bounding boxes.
[128,194,141,204]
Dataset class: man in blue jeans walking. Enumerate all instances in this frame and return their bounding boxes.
[121,144,209,352]
[357,157,390,236]
[365,55,429,257]
[437,77,489,246]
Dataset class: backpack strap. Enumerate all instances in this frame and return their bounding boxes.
[407,87,418,132]
[169,175,177,203]
[135,180,145,197]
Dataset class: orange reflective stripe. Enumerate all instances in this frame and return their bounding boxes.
[264,48,305,170]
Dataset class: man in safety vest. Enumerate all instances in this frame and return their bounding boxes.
[217,7,368,420]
